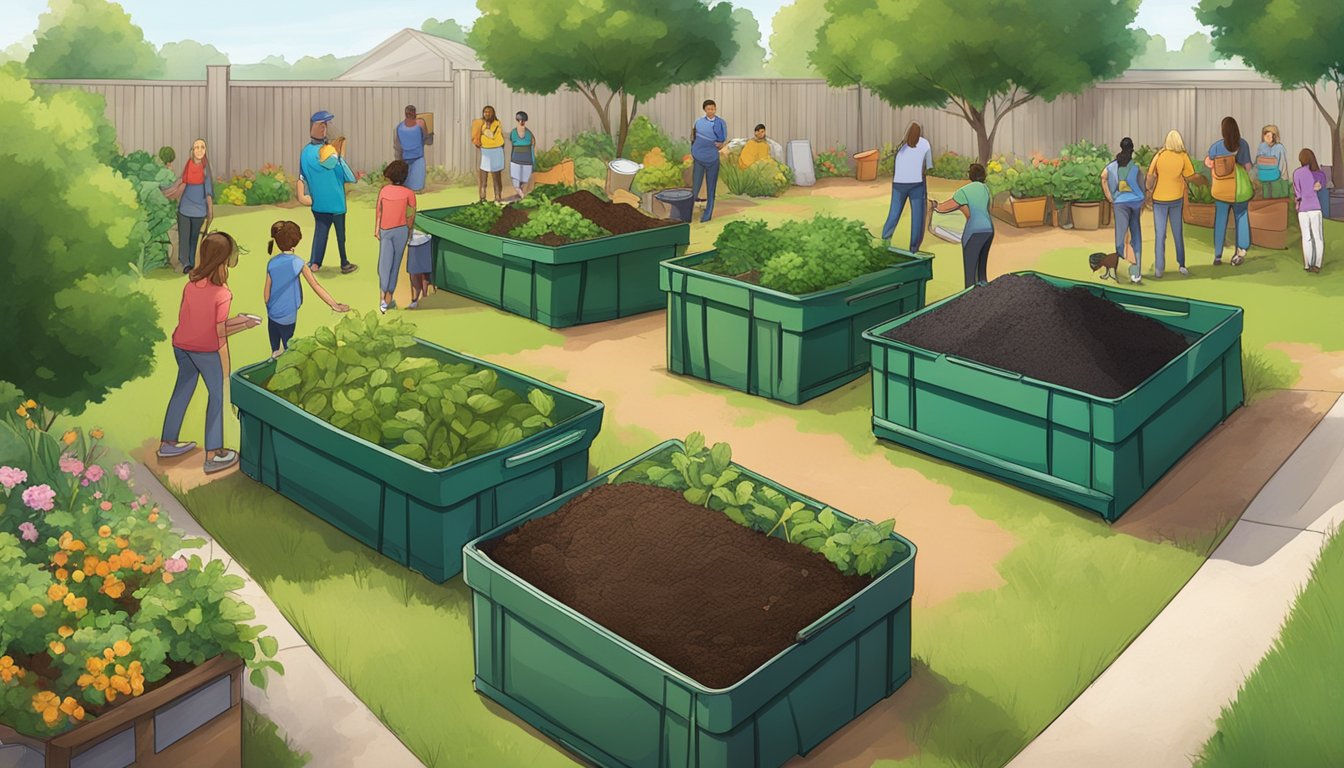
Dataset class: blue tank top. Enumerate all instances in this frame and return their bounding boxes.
[396,122,425,161]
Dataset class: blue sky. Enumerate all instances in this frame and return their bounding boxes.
[0,0,1209,62]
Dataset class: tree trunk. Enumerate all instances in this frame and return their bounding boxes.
[1333,123,1343,188]
[616,90,631,158]
[973,118,993,165]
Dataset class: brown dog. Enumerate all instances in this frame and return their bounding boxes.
[1089,250,1137,281]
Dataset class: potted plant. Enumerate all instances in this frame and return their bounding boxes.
[0,396,282,768]
[1051,156,1107,230]
[1248,177,1292,249]
[1183,169,1218,228]
[989,160,1052,228]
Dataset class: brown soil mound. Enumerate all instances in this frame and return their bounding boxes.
[882,273,1191,398]
[554,190,678,235]
[481,482,870,688]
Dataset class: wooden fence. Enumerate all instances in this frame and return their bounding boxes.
[32,67,1341,179]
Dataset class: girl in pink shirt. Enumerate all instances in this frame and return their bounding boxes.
[159,232,262,473]
[374,160,418,312]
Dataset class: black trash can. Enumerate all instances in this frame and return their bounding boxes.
[655,188,695,223]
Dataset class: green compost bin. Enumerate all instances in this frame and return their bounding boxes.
[231,339,604,582]
[863,272,1244,521]
[416,206,690,328]
[463,440,916,768]
[660,249,933,404]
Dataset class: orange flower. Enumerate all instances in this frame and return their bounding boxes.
[162,572,174,584]
[63,593,88,613]
[112,640,132,657]
[147,511,159,523]
[59,532,86,552]
[47,583,69,602]
[55,568,69,581]
[72,569,86,583]
[24,399,36,409]
[49,641,66,655]
[0,656,24,683]
[31,603,46,618]
[60,696,85,721]
[61,430,77,446]
[98,525,111,538]
[31,691,61,725]
[52,551,69,567]
[90,428,104,440]
[94,561,111,578]
[114,537,129,549]
[102,575,126,600]
[58,626,74,638]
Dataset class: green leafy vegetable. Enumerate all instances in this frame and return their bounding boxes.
[509,201,610,242]
[445,201,504,232]
[699,214,897,295]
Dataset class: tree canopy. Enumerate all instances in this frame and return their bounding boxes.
[1130,31,1227,69]
[1197,0,1344,185]
[767,0,826,77]
[421,17,469,43]
[470,0,737,155]
[0,69,162,413]
[26,0,163,79]
[158,40,229,80]
[722,7,767,77]
[812,0,1141,162]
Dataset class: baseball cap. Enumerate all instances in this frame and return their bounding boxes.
[310,110,335,124]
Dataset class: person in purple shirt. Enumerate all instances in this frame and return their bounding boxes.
[689,99,726,223]
[1293,148,1327,273]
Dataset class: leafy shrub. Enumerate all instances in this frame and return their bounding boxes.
[509,201,611,242]
[621,116,690,164]
[632,161,685,194]
[561,130,617,163]
[0,398,281,737]
[157,146,176,166]
[1060,139,1111,163]
[574,156,607,182]
[519,182,607,206]
[218,164,293,206]
[111,151,177,274]
[445,201,504,232]
[0,69,162,415]
[263,313,559,467]
[703,214,892,295]
[533,146,566,173]
[1135,144,1157,170]
[1053,156,1107,202]
[626,433,904,578]
[720,150,792,197]
[988,159,1054,199]
[815,145,851,178]
[929,151,972,180]
[877,141,897,176]
[1188,173,1215,204]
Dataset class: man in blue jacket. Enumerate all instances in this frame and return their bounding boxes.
[689,99,726,223]
[299,110,358,273]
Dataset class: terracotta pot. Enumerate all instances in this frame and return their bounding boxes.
[853,149,879,182]
[0,656,243,768]
[1070,201,1102,230]
[999,194,1049,228]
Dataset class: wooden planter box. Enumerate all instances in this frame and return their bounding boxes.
[991,193,1050,228]
[1069,201,1103,230]
[1248,197,1291,250]
[0,656,243,768]
[1183,201,1217,228]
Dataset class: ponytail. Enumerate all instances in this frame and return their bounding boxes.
[1115,137,1134,167]
[267,238,276,255]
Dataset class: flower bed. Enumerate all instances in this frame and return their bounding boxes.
[814,145,852,179]
[232,320,605,581]
[217,164,292,206]
[0,394,280,748]
[662,216,931,403]
[465,434,915,768]
[928,151,972,180]
[864,273,1244,520]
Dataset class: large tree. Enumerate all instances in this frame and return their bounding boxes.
[1197,0,1344,186]
[723,7,767,77]
[1131,30,1224,69]
[470,0,738,155]
[421,17,469,43]
[158,40,229,80]
[813,0,1140,163]
[26,0,163,79]
[767,0,827,77]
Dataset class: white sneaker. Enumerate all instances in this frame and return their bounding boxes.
[1130,274,1143,284]
[379,301,388,314]
[1179,266,1189,276]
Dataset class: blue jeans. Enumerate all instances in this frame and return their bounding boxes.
[1113,202,1143,273]
[162,346,225,451]
[1152,200,1185,273]
[690,159,720,221]
[177,213,205,271]
[1213,200,1250,259]
[310,211,349,268]
[883,181,926,251]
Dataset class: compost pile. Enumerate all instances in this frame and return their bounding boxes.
[482,482,871,688]
[882,274,1190,397]
[487,190,677,245]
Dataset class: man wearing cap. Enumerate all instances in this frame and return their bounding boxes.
[299,110,358,273]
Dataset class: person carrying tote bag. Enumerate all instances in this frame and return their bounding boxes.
[1205,116,1254,266]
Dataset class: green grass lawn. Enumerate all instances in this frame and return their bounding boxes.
[244,703,311,767]
[1194,527,1344,767]
[96,183,1344,768]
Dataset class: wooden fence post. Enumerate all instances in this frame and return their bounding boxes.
[206,65,231,177]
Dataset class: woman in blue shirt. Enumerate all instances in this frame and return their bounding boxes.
[933,163,995,289]
[393,105,433,192]
[1205,116,1254,266]
[1101,137,1146,284]
[689,99,726,223]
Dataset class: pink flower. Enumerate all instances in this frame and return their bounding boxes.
[131,502,140,511]
[100,501,113,511]
[18,522,38,542]
[22,484,55,512]
[84,465,104,484]
[59,454,84,477]
[93,492,102,499]
[164,556,189,574]
[0,466,27,491]
[114,463,132,482]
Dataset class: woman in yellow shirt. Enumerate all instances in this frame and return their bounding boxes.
[1146,129,1199,277]
[474,105,505,202]
[738,124,771,169]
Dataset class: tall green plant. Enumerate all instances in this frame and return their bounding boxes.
[25,0,164,79]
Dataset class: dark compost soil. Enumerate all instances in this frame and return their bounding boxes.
[486,190,676,245]
[882,273,1191,398]
[481,482,872,689]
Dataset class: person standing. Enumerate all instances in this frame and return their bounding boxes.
[375,160,417,313]
[1146,130,1198,277]
[508,111,536,200]
[1294,148,1327,273]
[299,110,358,274]
[1205,116,1254,266]
[689,99,726,223]
[933,163,994,289]
[172,138,214,274]
[158,232,260,474]
[393,105,433,193]
[1256,124,1287,184]
[263,220,348,358]
[1102,138,1146,283]
[882,121,933,252]
[476,106,505,202]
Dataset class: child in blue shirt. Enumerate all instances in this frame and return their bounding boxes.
[264,220,349,357]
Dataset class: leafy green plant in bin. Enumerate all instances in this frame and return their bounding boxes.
[508,201,611,242]
[445,201,504,232]
[635,433,902,577]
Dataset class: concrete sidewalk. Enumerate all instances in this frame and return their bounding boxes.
[1010,395,1344,768]
[133,464,425,768]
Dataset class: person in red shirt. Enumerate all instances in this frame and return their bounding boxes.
[374,160,417,313]
[158,231,261,473]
